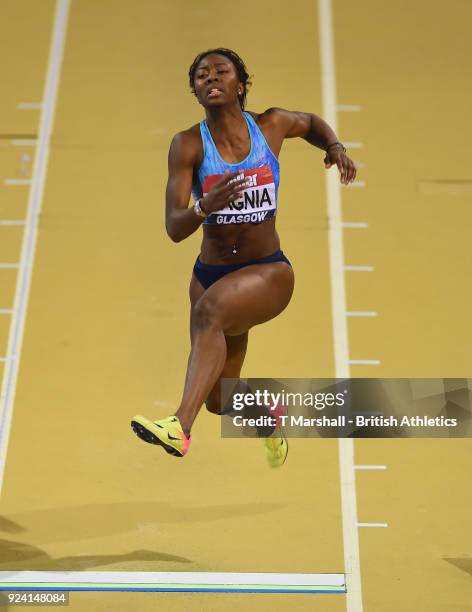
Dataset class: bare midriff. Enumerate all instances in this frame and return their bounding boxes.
[199,217,280,264]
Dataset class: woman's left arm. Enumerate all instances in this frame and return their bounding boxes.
[265,107,357,185]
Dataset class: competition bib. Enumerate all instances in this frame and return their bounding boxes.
[202,165,277,225]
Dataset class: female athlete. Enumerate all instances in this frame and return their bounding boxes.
[131,48,356,466]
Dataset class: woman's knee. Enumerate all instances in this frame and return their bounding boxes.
[193,295,223,331]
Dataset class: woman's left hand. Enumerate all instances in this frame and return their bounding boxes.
[324,146,357,185]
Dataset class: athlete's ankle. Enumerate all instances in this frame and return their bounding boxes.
[173,414,191,438]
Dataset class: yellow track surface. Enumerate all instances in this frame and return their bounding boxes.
[0,1,471,610]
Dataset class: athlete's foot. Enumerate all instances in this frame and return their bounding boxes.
[262,402,288,468]
[131,414,191,457]
[264,433,288,468]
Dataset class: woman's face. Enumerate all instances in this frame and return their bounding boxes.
[193,54,242,108]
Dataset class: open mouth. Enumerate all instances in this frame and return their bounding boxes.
[207,88,223,98]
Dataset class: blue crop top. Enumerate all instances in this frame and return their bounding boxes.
[191,111,280,225]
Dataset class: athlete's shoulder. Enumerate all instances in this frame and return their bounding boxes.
[249,107,312,139]
[246,107,292,133]
[170,124,201,149]
[246,108,278,124]
[168,124,202,166]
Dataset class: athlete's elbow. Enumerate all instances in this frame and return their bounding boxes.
[166,219,185,242]
[166,224,183,242]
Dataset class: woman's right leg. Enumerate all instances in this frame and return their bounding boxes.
[187,274,249,416]
[131,261,293,458]
[187,281,278,439]
[174,260,294,434]
[130,277,250,454]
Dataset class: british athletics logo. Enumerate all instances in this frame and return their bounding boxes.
[202,166,277,225]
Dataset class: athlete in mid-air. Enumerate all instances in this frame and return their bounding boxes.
[131,48,356,466]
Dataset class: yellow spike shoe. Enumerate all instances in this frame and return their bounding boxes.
[264,432,288,468]
[262,401,288,468]
[131,415,191,457]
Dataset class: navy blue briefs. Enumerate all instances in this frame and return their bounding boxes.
[193,249,291,290]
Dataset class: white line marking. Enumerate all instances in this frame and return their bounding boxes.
[318,1,363,610]
[0,221,26,226]
[344,142,363,148]
[0,311,14,315]
[4,179,32,185]
[20,153,32,177]
[348,360,381,365]
[346,312,377,317]
[354,465,387,470]
[342,222,368,228]
[344,265,374,272]
[0,570,346,593]
[0,264,20,269]
[16,103,43,110]
[11,139,37,146]
[0,0,71,495]
[337,105,362,112]
[357,523,388,528]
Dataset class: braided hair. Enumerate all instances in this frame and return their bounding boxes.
[188,48,252,110]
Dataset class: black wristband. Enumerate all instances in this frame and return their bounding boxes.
[326,141,346,153]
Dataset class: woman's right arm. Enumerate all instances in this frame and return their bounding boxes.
[165,131,249,242]
[165,132,204,242]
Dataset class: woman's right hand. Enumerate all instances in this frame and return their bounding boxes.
[201,170,248,215]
